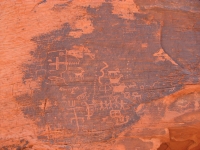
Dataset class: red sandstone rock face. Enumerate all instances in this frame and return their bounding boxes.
[0,0,200,149]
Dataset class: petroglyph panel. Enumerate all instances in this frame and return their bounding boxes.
[6,0,200,148]
[16,2,199,145]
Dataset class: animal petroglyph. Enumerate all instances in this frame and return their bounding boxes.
[59,87,79,94]
[66,45,95,60]
[112,83,127,94]
[108,68,120,76]
[74,68,85,81]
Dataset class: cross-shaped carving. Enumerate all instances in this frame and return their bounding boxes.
[49,56,68,70]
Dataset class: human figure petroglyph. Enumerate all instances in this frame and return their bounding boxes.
[100,101,104,110]
[99,100,111,110]
[98,97,128,111]
[112,95,120,109]
[110,98,128,110]
[84,102,95,120]
[109,99,113,110]
[120,99,127,110]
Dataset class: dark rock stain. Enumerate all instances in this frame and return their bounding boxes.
[17,2,195,144]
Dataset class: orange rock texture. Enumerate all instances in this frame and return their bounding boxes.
[0,0,200,149]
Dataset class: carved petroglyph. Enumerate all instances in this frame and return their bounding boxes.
[48,47,95,74]
[108,68,120,76]
[59,87,79,94]
[120,99,127,110]
[70,108,84,131]
[109,74,123,84]
[132,92,142,101]
[74,68,85,81]
[129,82,137,88]
[68,100,76,107]
[99,62,108,84]
[66,46,95,60]
[99,101,104,111]
[153,48,178,65]
[84,102,95,120]
[48,76,68,85]
[110,110,129,126]
[49,57,68,70]
[99,84,112,94]
[76,89,88,101]
[124,92,130,99]
[108,68,123,84]
[112,83,127,94]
